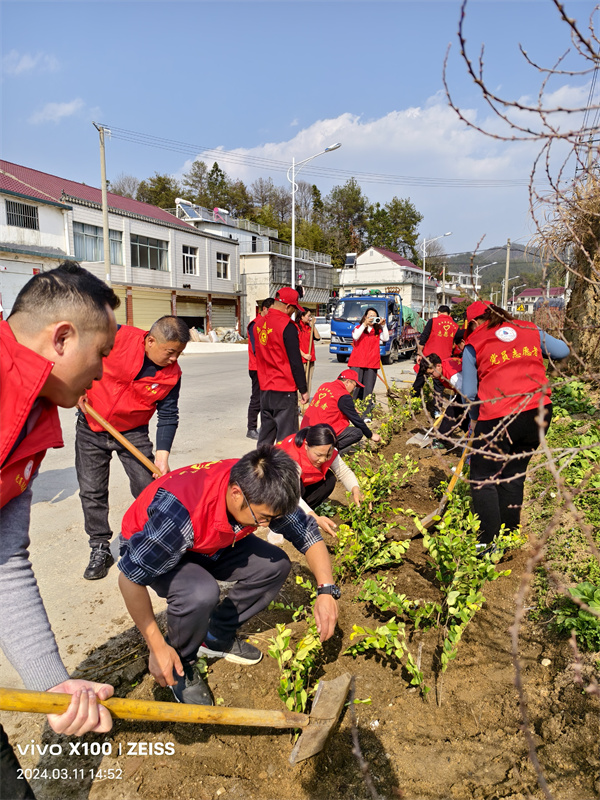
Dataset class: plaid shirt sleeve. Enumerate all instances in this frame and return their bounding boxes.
[118,488,194,585]
[269,506,323,554]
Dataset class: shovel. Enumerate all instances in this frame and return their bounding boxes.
[83,402,159,475]
[419,431,474,530]
[0,673,351,765]
[406,408,446,447]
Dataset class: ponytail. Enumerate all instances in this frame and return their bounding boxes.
[294,424,337,449]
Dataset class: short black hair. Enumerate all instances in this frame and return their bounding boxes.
[438,305,450,314]
[149,316,190,344]
[10,260,119,332]
[229,446,300,516]
[294,424,337,449]
[261,298,275,311]
[425,353,442,367]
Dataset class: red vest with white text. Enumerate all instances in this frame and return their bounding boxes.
[298,321,316,363]
[301,380,351,435]
[348,325,381,369]
[84,325,181,432]
[254,308,297,392]
[277,434,337,485]
[423,315,459,360]
[468,320,550,421]
[121,459,256,556]
[0,320,63,508]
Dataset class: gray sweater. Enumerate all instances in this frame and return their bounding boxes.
[0,480,70,690]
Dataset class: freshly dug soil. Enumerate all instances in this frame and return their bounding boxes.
[11,415,600,800]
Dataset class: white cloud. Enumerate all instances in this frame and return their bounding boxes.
[3,50,59,76]
[29,98,85,125]
[290,118,299,127]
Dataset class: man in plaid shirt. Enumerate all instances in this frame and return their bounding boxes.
[118,447,339,705]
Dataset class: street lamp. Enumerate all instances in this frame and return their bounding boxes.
[474,261,498,295]
[287,143,341,289]
[511,283,527,310]
[501,275,521,305]
[422,232,452,319]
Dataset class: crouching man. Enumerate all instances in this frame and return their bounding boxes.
[117,447,339,706]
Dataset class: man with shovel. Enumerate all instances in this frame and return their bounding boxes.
[75,315,190,581]
[0,263,118,799]
[117,447,339,706]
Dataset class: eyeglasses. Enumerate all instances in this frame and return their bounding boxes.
[237,485,280,526]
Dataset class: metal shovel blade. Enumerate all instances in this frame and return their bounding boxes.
[406,431,433,447]
[289,672,352,765]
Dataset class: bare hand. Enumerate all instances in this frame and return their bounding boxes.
[351,487,362,506]
[152,451,170,480]
[300,392,309,405]
[314,594,338,642]
[371,433,382,443]
[316,515,337,537]
[77,396,88,413]
[47,679,113,736]
[148,642,183,687]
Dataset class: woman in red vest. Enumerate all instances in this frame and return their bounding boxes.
[277,424,362,536]
[462,301,570,553]
[296,309,320,393]
[348,307,389,418]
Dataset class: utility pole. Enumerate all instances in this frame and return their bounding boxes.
[442,262,446,306]
[502,238,511,307]
[93,122,111,287]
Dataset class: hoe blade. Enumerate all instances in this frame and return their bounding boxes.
[289,672,352,765]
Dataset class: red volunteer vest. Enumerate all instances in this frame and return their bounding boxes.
[423,315,459,360]
[247,317,259,371]
[468,320,550,421]
[297,321,316,363]
[84,325,181,432]
[254,308,297,392]
[301,380,351,435]
[0,321,64,508]
[348,326,381,369]
[277,434,337,486]
[121,459,256,556]
[441,357,463,391]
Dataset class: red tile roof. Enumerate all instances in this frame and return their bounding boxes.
[367,246,419,270]
[516,288,564,298]
[0,160,195,230]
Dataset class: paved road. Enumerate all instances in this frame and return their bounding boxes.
[0,342,416,689]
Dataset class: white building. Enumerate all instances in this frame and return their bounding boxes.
[337,246,437,317]
[0,161,239,331]
[171,199,334,332]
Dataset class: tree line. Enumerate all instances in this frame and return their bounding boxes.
[108,161,424,269]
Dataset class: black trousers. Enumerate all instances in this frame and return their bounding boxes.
[439,397,469,438]
[150,534,291,665]
[257,390,298,447]
[470,405,552,544]
[247,370,261,431]
[336,426,364,454]
[1,724,36,799]
[302,470,337,510]
[75,417,154,548]
[352,368,378,414]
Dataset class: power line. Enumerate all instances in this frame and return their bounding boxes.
[100,123,535,190]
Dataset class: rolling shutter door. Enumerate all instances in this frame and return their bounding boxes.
[177,299,207,316]
[211,301,236,329]
[131,289,172,330]
[112,286,127,325]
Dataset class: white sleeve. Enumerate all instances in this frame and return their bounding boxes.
[352,324,366,341]
[379,325,389,343]
[331,455,359,492]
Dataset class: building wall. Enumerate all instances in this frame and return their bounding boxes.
[1,197,66,253]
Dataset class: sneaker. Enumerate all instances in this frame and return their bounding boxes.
[83,546,114,580]
[198,636,263,665]
[431,440,446,450]
[246,429,259,440]
[475,541,496,558]
[170,663,213,705]
[363,417,372,424]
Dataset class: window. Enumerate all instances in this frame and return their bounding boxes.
[182,245,198,275]
[131,234,169,271]
[216,252,229,280]
[74,222,123,265]
[6,200,39,230]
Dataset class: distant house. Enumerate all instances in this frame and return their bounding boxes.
[509,287,566,315]
[171,199,333,332]
[337,246,437,318]
[439,271,481,301]
[0,160,239,331]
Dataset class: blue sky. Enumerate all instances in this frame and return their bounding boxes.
[2,0,599,253]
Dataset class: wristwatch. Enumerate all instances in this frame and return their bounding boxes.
[317,583,341,600]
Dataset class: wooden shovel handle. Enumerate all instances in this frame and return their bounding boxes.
[0,688,308,729]
[84,403,158,475]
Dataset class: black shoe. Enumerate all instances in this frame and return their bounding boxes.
[83,546,114,580]
[246,429,259,440]
[170,663,213,705]
[475,541,497,559]
[198,636,263,665]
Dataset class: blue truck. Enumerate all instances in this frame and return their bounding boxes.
[329,291,419,364]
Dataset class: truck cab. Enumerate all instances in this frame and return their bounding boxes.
[329,292,417,364]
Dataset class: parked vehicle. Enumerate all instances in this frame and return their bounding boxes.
[329,292,419,364]
[314,316,331,339]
